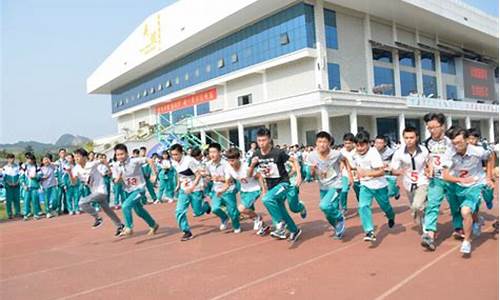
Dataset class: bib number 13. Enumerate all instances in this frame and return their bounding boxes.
[126,177,138,186]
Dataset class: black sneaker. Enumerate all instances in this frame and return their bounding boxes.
[92,217,103,229]
[388,219,395,228]
[363,231,376,242]
[395,193,400,200]
[205,203,211,215]
[115,224,125,237]
[181,231,193,241]
[288,228,302,243]
[299,203,307,219]
[420,233,436,251]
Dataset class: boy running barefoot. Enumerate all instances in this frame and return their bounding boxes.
[113,144,160,237]
[306,131,352,239]
[69,148,124,236]
[352,130,396,243]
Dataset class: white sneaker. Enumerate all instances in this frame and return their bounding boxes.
[154,200,161,204]
[46,213,53,219]
[460,240,472,254]
[253,216,263,231]
[234,228,241,234]
[219,219,228,231]
[168,198,174,203]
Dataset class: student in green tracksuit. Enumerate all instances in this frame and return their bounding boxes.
[443,127,493,255]
[2,153,21,219]
[374,135,401,201]
[54,148,67,214]
[156,150,176,203]
[420,113,462,251]
[139,147,158,203]
[248,128,303,243]
[285,148,308,220]
[306,131,352,239]
[22,152,42,220]
[352,130,396,243]
[97,153,112,204]
[340,133,360,211]
[62,153,80,215]
[40,154,60,218]
[111,156,126,208]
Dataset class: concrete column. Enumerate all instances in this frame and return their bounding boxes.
[489,117,495,143]
[313,0,328,90]
[237,122,245,152]
[290,114,299,145]
[393,49,402,97]
[415,50,424,95]
[398,113,406,143]
[200,130,207,145]
[435,50,443,99]
[320,107,330,132]
[364,14,374,93]
[371,116,378,137]
[350,110,358,135]
[446,114,452,129]
[465,116,471,129]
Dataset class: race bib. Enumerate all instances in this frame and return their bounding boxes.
[409,171,419,183]
[126,177,140,186]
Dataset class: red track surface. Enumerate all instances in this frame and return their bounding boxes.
[1,183,498,300]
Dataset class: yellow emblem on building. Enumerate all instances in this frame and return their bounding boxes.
[140,14,161,56]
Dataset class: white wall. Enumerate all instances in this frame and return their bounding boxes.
[266,58,316,100]
[226,73,264,108]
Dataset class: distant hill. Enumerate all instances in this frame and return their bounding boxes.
[0,134,91,154]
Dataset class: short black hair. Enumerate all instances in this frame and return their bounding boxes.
[225,147,241,159]
[190,147,202,157]
[403,126,419,136]
[354,130,370,144]
[449,127,469,140]
[316,131,333,143]
[375,135,386,141]
[423,112,446,126]
[25,152,36,161]
[250,141,257,146]
[114,143,129,153]
[208,143,222,152]
[161,150,169,156]
[43,153,53,161]
[74,148,89,157]
[343,133,355,142]
[256,128,271,138]
[65,153,74,159]
[169,143,183,153]
[6,153,15,159]
[140,146,147,151]
[466,128,481,138]
[58,148,66,153]
[445,126,456,139]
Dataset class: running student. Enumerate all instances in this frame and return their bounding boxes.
[62,153,80,215]
[3,153,21,219]
[110,155,126,209]
[442,128,493,255]
[306,131,351,239]
[420,113,462,251]
[249,128,303,242]
[170,144,211,241]
[374,135,400,200]
[340,133,359,209]
[69,148,124,236]
[285,146,308,220]
[113,144,160,237]
[97,154,112,205]
[139,147,158,203]
[225,147,268,233]
[352,130,396,242]
[206,143,241,233]
[390,127,430,231]
[156,150,176,203]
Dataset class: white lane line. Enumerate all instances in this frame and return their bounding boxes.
[373,244,461,300]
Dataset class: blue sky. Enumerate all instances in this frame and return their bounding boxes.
[0,0,498,144]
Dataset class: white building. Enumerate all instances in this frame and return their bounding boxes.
[88,0,499,151]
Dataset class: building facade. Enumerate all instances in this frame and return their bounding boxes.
[88,0,499,151]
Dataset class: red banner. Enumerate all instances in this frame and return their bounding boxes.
[155,88,217,114]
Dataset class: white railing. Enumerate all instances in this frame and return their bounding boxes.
[407,96,499,113]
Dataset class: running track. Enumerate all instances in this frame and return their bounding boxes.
[0,183,498,300]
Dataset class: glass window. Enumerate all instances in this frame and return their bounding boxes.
[327,63,341,90]
[399,51,415,67]
[231,53,238,63]
[217,58,224,69]
[150,87,155,94]
[374,66,395,95]
[157,84,162,91]
[165,80,172,88]
[423,75,437,97]
[440,55,456,74]
[446,84,458,100]
[184,73,189,81]
[373,48,393,63]
[206,64,212,73]
[172,106,194,123]
[324,9,338,49]
[421,52,435,71]
[238,94,252,106]
[195,69,200,77]
[400,71,417,96]
[280,33,290,45]
[197,102,210,115]
[143,90,148,97]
